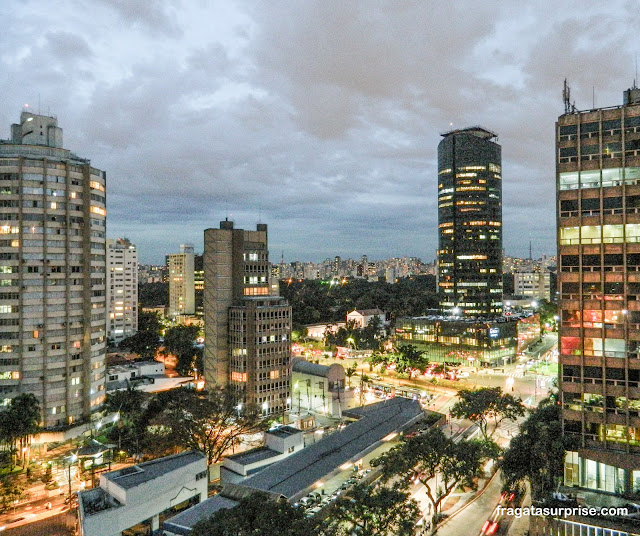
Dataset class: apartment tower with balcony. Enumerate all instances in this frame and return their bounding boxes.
[0,111,106,427]
[106,238,138,344]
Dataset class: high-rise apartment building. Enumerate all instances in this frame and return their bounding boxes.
[559,86,640,495]
[168,244,195,317]
[203,221,291,415]
[438,127,503,317]
[513,270,552,301]
[106,238,138,344]
[194,254,204,317]
[0,111,106,427]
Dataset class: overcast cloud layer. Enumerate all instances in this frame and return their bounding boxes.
[1,1,638,263]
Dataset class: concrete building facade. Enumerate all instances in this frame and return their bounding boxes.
[513,269,552,301]
[78,451,207,536]
[558,86,640,495]
[106,238,137,344]
[168,244,195,317]
[0,110,106,427]
[204,221,291,415]
[438,127,503,317]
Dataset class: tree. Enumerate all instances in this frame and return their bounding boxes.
[372,427,484,517]
[450,387,526,442]
[0,394,40,467]
[345,364,357,388]
[367,352,390,373]
[394,345,428,379]
[138,311,162,334]
[163,325,200,375]
[119,330,160,359]
[501,399,569,499]
[0,476,26,511]
[193,492,311,536]
[330,483,420,536]
[150,387,267,465]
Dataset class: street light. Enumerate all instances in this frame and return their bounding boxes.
[68,453,77,501]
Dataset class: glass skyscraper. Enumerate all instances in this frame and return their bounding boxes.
[437,127,503,317]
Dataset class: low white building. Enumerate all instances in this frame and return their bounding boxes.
[221,426,304,483]
[106,361,165,391]
[291,358,354,417]
[78,451,207,536]
[346,309,386,329]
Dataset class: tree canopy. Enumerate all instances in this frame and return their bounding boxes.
[501,399,569,499]
[330,483,420,536]
[192,492,310,536]
[149,387,266,465]
[450,387,526,442]
[163,324,200,375]
[372,427,484,517]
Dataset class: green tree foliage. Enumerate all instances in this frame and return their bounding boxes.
[330,483,420,536]
[119,330,160,359]
[450,387,526,442]
[345,364,357,387]
[0,394,40,467]
[163,325,200,375]
[105,387,151,455]
[138,282,168,308]
[325,320,382,351]
[372,427,484,517]
[395,345,429,379]
[501,399,568,499]
[536,299,558,333]
[149,387,266,465]
[119,311,162,358]
[193,492,311,536]
[0,476,26,510]
[138,311,162,333]
[279,277,437,329]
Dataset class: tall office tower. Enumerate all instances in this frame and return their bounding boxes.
[203,221,291,415]
[106,238,138,344]
[559,86,640,495]
[437,127,503,317]
[194,254,204,316]
[0,111,106,427]
[168,244,195,317]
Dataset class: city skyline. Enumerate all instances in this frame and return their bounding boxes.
[3,2,639,263]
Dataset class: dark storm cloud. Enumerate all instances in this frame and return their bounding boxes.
[1,1,637,261]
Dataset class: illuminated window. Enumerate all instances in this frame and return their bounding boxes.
[90,206,106,216]
[231,371,247,382]
[269,370,280,379]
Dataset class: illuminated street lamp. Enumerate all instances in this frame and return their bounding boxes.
[68,452,78,500]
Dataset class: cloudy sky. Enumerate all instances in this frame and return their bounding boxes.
[1,1,638,263]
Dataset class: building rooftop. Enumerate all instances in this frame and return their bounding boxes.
[348,309,383,316]
[267,426,303,439]
[440,126,498,140]
[237,397,422,499]
[225,447,281,465]
[164,397,424,533]
[292,358,333,378]
[103,451,205,490]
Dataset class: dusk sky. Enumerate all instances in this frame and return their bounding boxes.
[2,1,638,264]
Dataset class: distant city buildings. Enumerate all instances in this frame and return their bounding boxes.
[512,269,552,301]
[168,244,195,317]
[203,221,291,415]
[0,111,106,427]
[106,238,138,344]
[437,127,503,317]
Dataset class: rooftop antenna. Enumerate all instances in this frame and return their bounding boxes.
[635,52,638,89]
[529,240,532,261]
[38,94,41,115]
[563,79,577,113]
[281,250,284,265]
[592,86,595,109]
